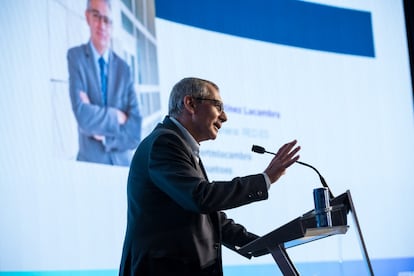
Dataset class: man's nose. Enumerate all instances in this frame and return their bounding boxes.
[219,110,228,122]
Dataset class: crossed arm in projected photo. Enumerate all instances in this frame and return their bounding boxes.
[70,74,141,153]
[67,44,143,166]
[79,91,128,142]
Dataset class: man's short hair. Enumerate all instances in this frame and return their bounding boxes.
[168,77,219,117]
[87,0,112,10]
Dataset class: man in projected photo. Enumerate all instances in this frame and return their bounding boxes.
[67,0,141,166]
[119,77,301,275]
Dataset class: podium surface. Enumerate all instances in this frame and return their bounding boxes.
[237,190,373,275]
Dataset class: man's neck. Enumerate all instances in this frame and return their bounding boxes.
[91,41,109,56]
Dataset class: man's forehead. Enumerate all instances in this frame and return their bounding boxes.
[206,83,220,96]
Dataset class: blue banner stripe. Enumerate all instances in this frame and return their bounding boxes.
[155,0,375,57]
[1,257,413,275]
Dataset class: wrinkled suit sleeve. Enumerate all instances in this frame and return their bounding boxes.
[148,131,269,213]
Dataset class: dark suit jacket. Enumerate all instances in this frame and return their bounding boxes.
[119,116,269,275]
[67,43,142,166]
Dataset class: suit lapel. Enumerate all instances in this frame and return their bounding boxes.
[162,117,209,181]
[84,43,103,105]
[198,158,209,181]
[106,52,114,105]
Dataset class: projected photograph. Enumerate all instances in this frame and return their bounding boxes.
[1,0,413,275]
[51,0,162,167]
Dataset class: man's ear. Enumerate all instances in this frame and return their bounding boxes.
[183,95,196,114]
[85,10,91,26]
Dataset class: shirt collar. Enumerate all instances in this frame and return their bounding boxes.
[89,41,110,63]
[169,117,200,158]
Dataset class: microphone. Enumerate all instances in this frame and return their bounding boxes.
[251,144,334,199]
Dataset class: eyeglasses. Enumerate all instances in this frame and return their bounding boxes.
[88,9,112,25]
[194,97,224,112]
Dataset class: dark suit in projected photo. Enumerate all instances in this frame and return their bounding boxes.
[67,0,141,166]
[119,77,301,276]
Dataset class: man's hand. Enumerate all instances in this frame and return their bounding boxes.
[80,91,90,104]
[117,110,128,125]
[264,140,301,184]
[93,135,104,141]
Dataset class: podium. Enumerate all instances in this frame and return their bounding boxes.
[237,190,374,275]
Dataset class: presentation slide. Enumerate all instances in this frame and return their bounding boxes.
[0,0,413,275]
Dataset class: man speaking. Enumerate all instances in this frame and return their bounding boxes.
[119,77,300,275]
